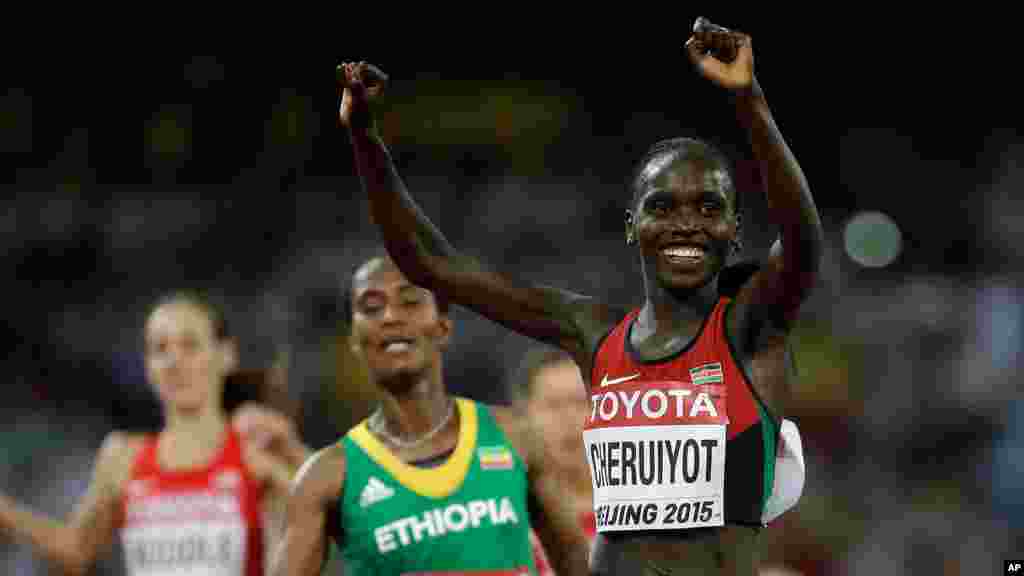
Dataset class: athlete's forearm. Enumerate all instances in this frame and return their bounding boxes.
[273,445,341,576]
[735,83,823,299]
[0,493,89,574]
[349,126,459,288]
[271,524,328,576]
[348,108,593,355]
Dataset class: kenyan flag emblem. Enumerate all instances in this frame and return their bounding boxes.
[689,362,723,385]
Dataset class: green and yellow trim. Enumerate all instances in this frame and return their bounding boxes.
[347,397,477,499]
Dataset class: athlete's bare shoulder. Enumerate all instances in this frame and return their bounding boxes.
[488,404,547,474]
[291,442,347,505]
[575,301,633,383]
[95,431,147,494]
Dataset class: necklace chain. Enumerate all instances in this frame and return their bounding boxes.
[368,398,455,449]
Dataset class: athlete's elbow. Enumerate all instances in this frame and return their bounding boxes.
[801,211,825,266]
[797,246,822,281]
[806,222,825,269]
[778,237,822,286]
[385,243,455,289]
[776,272,819,320]
[399,255,439,288]
[377,238,428,275]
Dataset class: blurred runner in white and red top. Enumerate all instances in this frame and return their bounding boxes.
[0,291,310,575]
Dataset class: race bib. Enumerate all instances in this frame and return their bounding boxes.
[582,379,727,532]
[122,522,246,576]
[122,491,247,576]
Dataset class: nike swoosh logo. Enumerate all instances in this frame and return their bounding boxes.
[600,373,641,387]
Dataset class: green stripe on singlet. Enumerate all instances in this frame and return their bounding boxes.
[723,299,782,520]
[757,401,779,514]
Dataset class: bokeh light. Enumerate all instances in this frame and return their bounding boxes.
[843,211,903,268]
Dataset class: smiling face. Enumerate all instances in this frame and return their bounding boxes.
[628,140,739,294]
[348,257,451,394]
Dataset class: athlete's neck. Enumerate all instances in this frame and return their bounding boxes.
[638,278,719,341]
[375,362,452,442]
[161,399,228,465]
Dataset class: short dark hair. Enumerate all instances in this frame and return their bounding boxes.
[630,136,740,216]
[507,345,575,404]
[342,248,450,326]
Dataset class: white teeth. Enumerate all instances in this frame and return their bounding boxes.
[385,342,411,352]
[663,246,704,258]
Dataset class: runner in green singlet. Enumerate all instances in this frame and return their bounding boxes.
[271,255,590,576]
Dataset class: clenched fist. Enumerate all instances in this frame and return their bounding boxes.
[337,61,388,131]
[685,17,755,92]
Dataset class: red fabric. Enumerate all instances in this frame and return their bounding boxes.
[590,299,760,440]
[120,425,265,576]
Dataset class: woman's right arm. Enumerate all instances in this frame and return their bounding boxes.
[271,444,346,576]
[0,431,134,575]
[339,62,609,359]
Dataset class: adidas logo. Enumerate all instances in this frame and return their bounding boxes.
[359,476,395,508]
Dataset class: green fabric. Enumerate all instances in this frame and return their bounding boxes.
[338,401,537,574]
